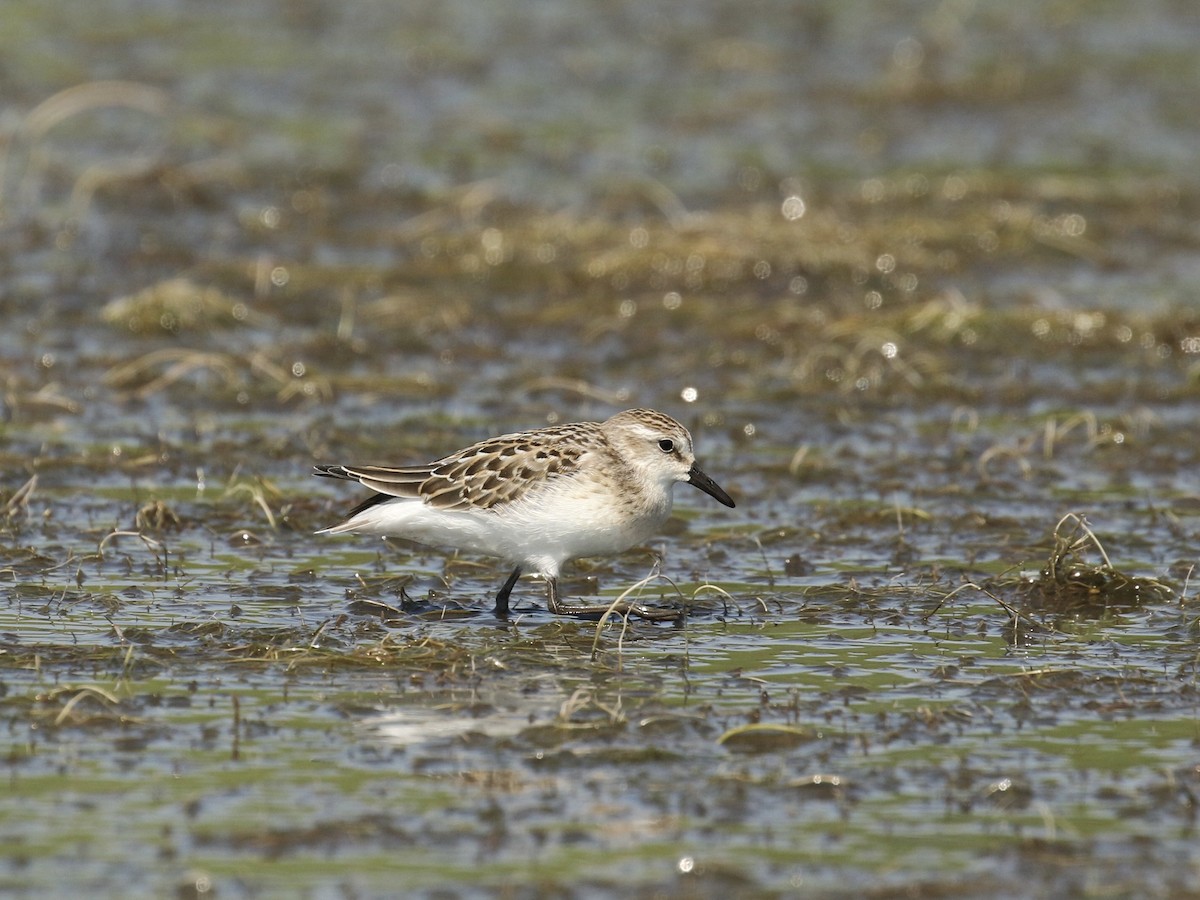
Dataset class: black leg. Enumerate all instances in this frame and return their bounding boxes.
[545,576,682,623]
[494,566,522,617]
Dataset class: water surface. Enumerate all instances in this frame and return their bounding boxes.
[2,1,1200,896]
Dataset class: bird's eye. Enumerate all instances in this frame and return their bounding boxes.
[657,439,675,453]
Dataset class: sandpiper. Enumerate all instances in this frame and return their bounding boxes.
[314,408,735,621]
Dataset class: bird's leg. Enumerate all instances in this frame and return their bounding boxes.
[545,576,682,623]
[494,566,522,617]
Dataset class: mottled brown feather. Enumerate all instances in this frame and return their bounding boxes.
[318,422,598,512]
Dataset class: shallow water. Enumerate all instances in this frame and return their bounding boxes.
[3,0,1200,896]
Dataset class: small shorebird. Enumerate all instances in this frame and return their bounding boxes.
[314,408,735,621]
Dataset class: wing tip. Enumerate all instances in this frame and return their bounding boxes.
[313,464,352,480]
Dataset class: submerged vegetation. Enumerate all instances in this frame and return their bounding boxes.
[2,0,1200,896]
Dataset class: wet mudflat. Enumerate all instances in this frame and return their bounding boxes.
[3,0,1200,896]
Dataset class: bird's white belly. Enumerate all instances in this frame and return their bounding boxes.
[332,480,672,577]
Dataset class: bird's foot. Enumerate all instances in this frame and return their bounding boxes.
[546,578,682,623]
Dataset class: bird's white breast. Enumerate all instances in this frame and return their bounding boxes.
[327,472,675,578]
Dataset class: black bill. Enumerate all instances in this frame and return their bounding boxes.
[687,463,736,508]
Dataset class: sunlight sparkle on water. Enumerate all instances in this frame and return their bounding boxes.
[781,195,805,220]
